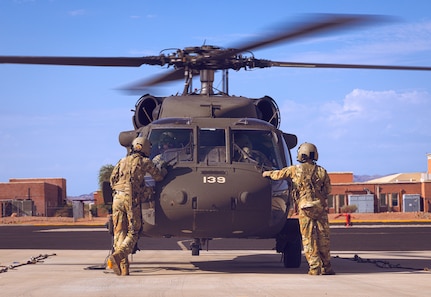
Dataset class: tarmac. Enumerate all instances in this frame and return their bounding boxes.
[1,248,430,297]
[1,214,431,296]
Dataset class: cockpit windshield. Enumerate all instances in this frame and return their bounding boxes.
[232,130,283,168]
[148,127,288,169]
[149,128,193,165]
[198,128,226,164]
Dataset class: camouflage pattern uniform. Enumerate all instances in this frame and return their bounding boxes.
[109,152,166,275]
[264,162,334,275]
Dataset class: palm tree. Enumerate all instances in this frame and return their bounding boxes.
[97,164,115,214]
[98,164,114,189]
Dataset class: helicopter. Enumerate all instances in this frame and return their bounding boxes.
[2,14,431,268]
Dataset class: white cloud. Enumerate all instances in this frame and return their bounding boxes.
[335,88,426,118]
[279,87,431,174]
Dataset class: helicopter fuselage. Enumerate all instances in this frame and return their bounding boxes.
[133,112,295,240]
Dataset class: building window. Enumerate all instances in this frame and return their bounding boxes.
[338,195,345,207]
[391,193,399,207]
[327,195,334,208]
[380,193,387,206]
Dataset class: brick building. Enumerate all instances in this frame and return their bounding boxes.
[328,153,431,213]
[0,178,66,217]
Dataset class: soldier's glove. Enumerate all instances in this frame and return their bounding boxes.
[262,171,271,178]
[154,160,165,171]
[161,167,168,177]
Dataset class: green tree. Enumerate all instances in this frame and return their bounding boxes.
[99,164,114,189]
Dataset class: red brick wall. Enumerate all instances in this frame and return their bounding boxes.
[9,178,67,200]
[93,190,110,217]
[422,181,431,212]
[328,172,353,183]
[0,178,66,217]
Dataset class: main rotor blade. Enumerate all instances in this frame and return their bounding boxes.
[0,56,165,67]
[222,14,383,57]
[122,68,186,91]
[268,61,431,71]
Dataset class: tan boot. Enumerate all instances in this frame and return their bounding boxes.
[321,267,336,275]
[120,258,129,276]
[108,252,124,276]
[308,268,321,275]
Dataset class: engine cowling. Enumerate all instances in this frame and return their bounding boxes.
[133,95,163,128]
[254,96,280,128]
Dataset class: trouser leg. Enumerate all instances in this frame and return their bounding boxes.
[316,215,335,275]
[299,213,322,274]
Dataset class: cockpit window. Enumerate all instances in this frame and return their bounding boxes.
[149,128,193,165]
[232,130,282,168]
[198,128,226,163]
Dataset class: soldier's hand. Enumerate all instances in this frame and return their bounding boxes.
[262,171,271,178]
[155,160,166,170]
[161,167,168,177]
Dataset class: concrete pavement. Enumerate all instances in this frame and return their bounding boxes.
[1,249,430,297]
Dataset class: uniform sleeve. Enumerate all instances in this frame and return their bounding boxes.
[142,158,167,182]
[268,166,294,180]
[131,156,146,185]
[109,160,121,187]
[319,166,332,196]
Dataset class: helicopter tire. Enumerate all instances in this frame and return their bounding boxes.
[279,218,302,268]
[191,246,200,256]
[283,237,302,268]
[191,239,201,256]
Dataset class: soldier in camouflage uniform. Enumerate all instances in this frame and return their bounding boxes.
[262,142,335,275]
[108,137,167,276]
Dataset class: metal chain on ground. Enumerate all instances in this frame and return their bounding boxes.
[334,254,430,272]
[0,253,56,273]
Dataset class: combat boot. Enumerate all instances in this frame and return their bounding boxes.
[308,268,321,275]
[321,267,336,275]
[108,252,125,276]
[120,259,130,276]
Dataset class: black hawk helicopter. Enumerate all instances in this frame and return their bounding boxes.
[2,14,431,268]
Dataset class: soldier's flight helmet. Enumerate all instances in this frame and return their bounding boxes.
[158,132,175,149]
[132,137,151,156]
[297,142,318,163]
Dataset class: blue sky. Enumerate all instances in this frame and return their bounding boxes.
[1,0,431,196]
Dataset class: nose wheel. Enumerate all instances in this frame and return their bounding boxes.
[190,238,209,256]
[191,238,201,256]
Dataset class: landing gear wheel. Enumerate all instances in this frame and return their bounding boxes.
[191,238,201,256]
[283,238,302,268]
[276,218,302,268]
